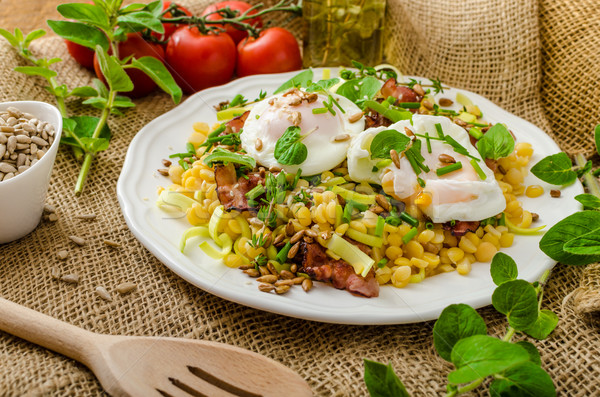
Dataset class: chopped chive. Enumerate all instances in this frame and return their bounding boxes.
[245,184,265,200]
[376,258,388,268]
[399,211,419,227]
[417,177,426,187]
[425,132,432,153]
[342,202,354,224]
[402,227,419,244]
[186,142,195,153]
[312,107,328,114]
[470,159,487,180]
[371,165,379,172]
[468,127,483,140]
[323,100,336,115]
[375,216,385,237]
[169,152,195,158]
[405,150,422,174]
[276,242,292,264]
[436,161,463,176]
[444,135,480,161]
[435,123,444,138]
[414,133,444,141]
[348,200,368,212]
[468,121,489,127]
[498,213,506,226]
[397,102,421,109]
[450,219,456,226]
[425,222,434,230]
[593,168,600,177]
[330,95,345,114]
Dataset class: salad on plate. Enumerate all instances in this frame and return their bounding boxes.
[156,64,548,299]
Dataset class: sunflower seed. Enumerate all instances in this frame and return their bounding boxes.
[95,286,112,301]
[76,214,96,220]
[116,282,137,294]
[280,270,295,280]
[290,230,305,244]
[48,213,58,222]
[302,278,313,292]
[258,283,275,292]
[390,149,401,169]
[550,189,561,198]
[287,242,300,259]
[57,250,68,260]
[275,279,294,286]
[413,84,425,97]
[68,235,86,246]
[103,239,120,247]
[438,98,453,107]
[333,134,350,142]
[257,274,278,284]
[255,138,263,151]
[348,112,363,123]
[44,203,56,212]
[161,159,172,167]
[157,168,169,176]
[60,274,80,284]
[275,285,290,294]
[438,154,456,164]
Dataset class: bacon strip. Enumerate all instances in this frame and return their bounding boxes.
[292,242,379,298]
[214,163,263,212]
[380,78,421,104]
[225,110,250,134]
[443,221,481,237]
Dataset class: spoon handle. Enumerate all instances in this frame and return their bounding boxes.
[0,297,96,364]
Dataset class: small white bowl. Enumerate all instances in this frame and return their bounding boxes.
[0,101,63,244]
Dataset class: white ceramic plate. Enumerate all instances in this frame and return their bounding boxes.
[117,68,583,325]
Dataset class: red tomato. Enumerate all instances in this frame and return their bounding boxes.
[236,27,302,77]
[165,26,236,94]
[93,33,165,98]
[201,1,262,44]
[65,40,95,69]
[152,1,192,42]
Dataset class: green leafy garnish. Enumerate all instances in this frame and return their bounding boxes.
[433,304,487,362]
[530,152,577,185]
[336,76,382,107]
[369,130,411,160]
[273,69,314,94]
[490,252,518,286]
[574,193,600,209]
[476,123,515,160]
[274,126,309,165]
[203,148,256,168]
[492,279,539,330]
[363,360,409,397]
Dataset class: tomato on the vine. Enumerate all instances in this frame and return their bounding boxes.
[66,40,95,69]
[151,1,192,43]
[201,1,262,44]
[165,26,236,94]
[236,27,302,77]
[93,33,165,98]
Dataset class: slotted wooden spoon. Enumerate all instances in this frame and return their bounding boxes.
[0,297,313,397]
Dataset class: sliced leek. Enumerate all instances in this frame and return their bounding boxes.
[179,226,210,252]
[326,234,375,277]
[199,233,233,259]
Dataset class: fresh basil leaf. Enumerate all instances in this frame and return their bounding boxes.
[492,279,539,330]
[363,360,409,397]
[575,193,600,209]
[449,335,530,384]
[60,116,111,148]
[539,211,600,266]
[203,148,256,168]
[82,97,107,109]
[489,362,555,397]
[24,29,46,47]
[0,28,19,47]
[274,69,313,94]
[515,341,542,366]
[274,126,308,165]
[117,11,164,33]
[57,3,110,30]
[476,123,515,160]
[305,78,340,93]
[62,117,77,134]
[47,20,109,51]
[369,130,411,160]
[80,137,109,153]
[70,86,99,97]
[95,45,133,93]
[118,3,148,14]
[130,56,182,103]
[523,309,558,340]
[112,95,135,108]
[595,124,600,155]
[563,229,600,256]
[336,76,382,105]
[433,303,487,362]
[490,252,518,286]
[14,66,57,79]
[530,152,576,185]
[93,78,109,98]
[144,0,163,16]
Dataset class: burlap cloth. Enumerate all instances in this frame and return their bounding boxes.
[1,0,599,395]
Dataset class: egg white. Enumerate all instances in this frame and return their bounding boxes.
[347,115,506,223]
[240,90,365,176]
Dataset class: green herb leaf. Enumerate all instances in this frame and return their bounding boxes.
[80,137,109,153]
[57,3,110,30]
[448,335,530,384]
[523,309,559,340]
[476,123,515,160]
[82,96,108,109]
[305,78,340,93]
[69,86,99,98]
[492,279,539,330]
[490,252,518,286]
[363,360,409,397]
[46,20,109,51]
[433,304,487,362]
[562,229,600,256]
[95,45,133,93]
[203,148,256,168]
[530,152,576,185]
[369,130,411,160]
[117,11,164,33]
[24,29,46,47]
[274,126,308,165]
[60,115,111,149]
[112,95,135,108]
[575,193,600,209]
[336,76,382,106]
[130,56,182,103]
[515,341,542,366]
[62,117,77,134]
[489,362,555,397]
[13,66,57,79]
[0,28,20,47]
[539,211,600,266]
[118,3,149,14]
[274,69,313,94]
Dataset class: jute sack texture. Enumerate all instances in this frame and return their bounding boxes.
[0,0,599,396]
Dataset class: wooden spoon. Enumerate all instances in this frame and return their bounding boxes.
[0,297,313,397]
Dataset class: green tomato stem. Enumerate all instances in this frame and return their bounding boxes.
[575,154,600,198]
[444,378,485,397]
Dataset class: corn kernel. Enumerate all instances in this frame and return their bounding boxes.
[458,237,478,254]
[393,265,412,281]
[322,190,336,203]
[499,233,515,247]
[475,242,497,262]
[422,252,441,268]
[188,132,206,147]
[417,229,435,244]
[439,264,455,273]
[431,229,445,244]
[515,142,533,157]
[362,210,379,229]
[456,258,472,275]
[517,210,533,228]
[296,206,312,226]
[484,224,501,238]
[168,165,184,184]
[447,247,465,264]
[482,233,500,249]
[314,204,328,224]
[505,167,524,185]
[227,219,242,235]
[350,220,367,234]
[385,246,403,261]
[444,231,458,247]
[321,171,334,182]
[193,121,210,133]
[326,201,337,224]
[376,266,392,284]
[405,240,424,259]
[335,223,349,235]
[224,253,245,268]
[526,185,544,198]
[410,257,429,269]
